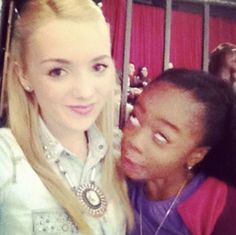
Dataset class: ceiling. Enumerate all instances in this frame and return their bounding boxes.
[135,0,236,8]
[134,0,236,20]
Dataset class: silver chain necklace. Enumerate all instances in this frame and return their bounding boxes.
[139,181,186,235]
[44,143,107,217]
[54,159,107,217]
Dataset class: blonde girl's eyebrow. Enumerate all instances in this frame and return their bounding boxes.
[40,55,111,65]
[91,55,111,63]
[40,58,71,65]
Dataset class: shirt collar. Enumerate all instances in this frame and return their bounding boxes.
[39,118,108,164]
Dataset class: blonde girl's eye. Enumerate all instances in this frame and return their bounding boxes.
[130,115,140,127]
[48,67,67,78]
[153,132,168,145]
[93,63,108,73]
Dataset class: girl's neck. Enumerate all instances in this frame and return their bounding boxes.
[59,132,88,161]
[144,174,192,201]
[49,126,88,162]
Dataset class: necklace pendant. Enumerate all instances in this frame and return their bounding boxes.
[75,183,107,217]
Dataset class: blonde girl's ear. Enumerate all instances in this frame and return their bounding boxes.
[14,62,33,92]
[187,146,211,170]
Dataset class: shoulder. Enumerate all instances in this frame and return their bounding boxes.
[0,128,24,189]
[211,184,236,235]
[180,177,227,206]
[0,128,23,156]
[178,177,229,235]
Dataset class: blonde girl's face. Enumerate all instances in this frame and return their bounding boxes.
[21,19,115,135]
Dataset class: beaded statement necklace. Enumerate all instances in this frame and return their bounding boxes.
[44,145,107,217]
[139,181,186,235]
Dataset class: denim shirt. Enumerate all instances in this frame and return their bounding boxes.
[0,123,125,235]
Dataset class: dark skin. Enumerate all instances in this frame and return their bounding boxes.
[121,82,209,200]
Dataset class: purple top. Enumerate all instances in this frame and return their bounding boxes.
[127,174,206,235]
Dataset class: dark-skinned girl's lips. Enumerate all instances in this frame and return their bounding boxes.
[121,155,139,171]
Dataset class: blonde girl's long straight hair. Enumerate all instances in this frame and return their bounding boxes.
[5,0,133,234]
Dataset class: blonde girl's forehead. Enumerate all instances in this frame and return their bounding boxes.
[24,18,110,52]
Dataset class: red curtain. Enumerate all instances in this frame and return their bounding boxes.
[170,10,203,70]
[103,2,236,77]
[103,2,164,79]
[209,16,236,52]
[102,0,126,72]
[130,4,165,79]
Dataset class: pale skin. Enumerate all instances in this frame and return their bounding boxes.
[18,19,115,160]
[121,82,209,200]
[129,63,135,77]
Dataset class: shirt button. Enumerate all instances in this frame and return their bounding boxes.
[65,152,70,157]
[62,224,69,231]
[98,144,103,150]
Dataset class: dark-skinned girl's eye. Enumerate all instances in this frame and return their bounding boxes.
[153,132,168,145]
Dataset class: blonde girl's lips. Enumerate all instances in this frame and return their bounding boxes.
[68,104,94,115]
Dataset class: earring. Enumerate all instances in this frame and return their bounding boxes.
[187,165,193,171]
[24,85,32,92]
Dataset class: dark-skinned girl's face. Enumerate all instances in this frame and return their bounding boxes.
[121,82,208,182]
